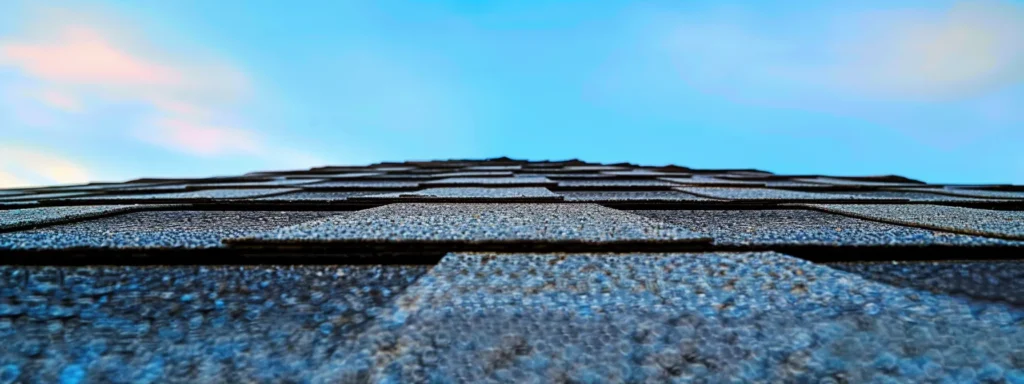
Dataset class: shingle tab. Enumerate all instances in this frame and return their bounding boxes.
[806,204,1024,240]
[340,252,1022,382]
[254,191,390,202]
[0,264,428,383]
[926,188,1024,200]
[354,187,562,201]
[632,209,1018,246]
[825,190,1014,203]
[58,188,297,202]
[233,203,707,245]
[0,205,146,231]
[677,187,906,202]
[423,176,555,187]
[556,179,679,188]
[559,190,716,202]
[829,260,1024,306]
[0,191,94,202]
[301,181,421,190]
[0,211,339,250]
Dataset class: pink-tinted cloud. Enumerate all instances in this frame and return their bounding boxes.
[136,119,263,156]
[0,145,92,188]
[0,27,183,87]
[0,18,258,157]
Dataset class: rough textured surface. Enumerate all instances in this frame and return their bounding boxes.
[559,190,716,202]
[0,205,145,231]
[61,189,297,202]
[254,191,390,202]
[0,211,339,250]
[557,180,679,188]
[632,209,1019,247]
[184,179,322,188]
[0,264,429,383]
[795,177,925,187]
[235,203,707,244]
[355,187,562,201]
[302,181,420,190]
[423,177,555,186]
[825,190,1013,203]
[678,187,905,202]
[338,252,1024,383]
[661,177,767,186]
[0,191,94,202]
[829,261,1024,306]
[928,188,1024,200]
[807,204,1024,240]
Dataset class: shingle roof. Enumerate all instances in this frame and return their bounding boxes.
[1,158,1021,382]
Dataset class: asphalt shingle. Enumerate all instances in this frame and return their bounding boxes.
[828,260,1024,306]
[0,264,429,383]
[806,204,1024,240]
[254,191,391,202]
[556,179,679,189]
[339,251,1023,382]
[559,190,716,202]
[0,206,146,231]
[0,191,95,202]
[233,203,707,245]
[302,181,421,190]
[58,189,297,203]
[0,211,340,250]
[423,177,555,187]
[632,209,1018,247]
[926,188,1024,200]
[353,187,562,202]
[677,187,906,202]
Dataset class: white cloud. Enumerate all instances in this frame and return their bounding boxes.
[0,145,92,188]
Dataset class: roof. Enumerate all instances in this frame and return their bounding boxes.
[1,158,1022,382]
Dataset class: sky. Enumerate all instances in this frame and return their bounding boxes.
[0,0,1021,187]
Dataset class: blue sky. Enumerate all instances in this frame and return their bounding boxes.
[1,0,1021,187]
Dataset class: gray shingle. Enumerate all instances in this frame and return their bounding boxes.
[255,191,389,202]
[59,188,297,202]
[829,260,1024,306]
[0,211,340,250]
[354,187,562,201]
[557,179,679,188]
[926,188,1024,200]
[822,190,1015,203]
[632,209,1019,246]
[233,203,707,245]
[0,264,428,383]
[795,177,926,187]
[0,205,146,231]
[559,190,716,202]
[423,177,555,187]
[339,252,1022,382]
[677,187,906,202]
[806,204,1024,240]
[302,181,421,190]
[0,191,94,202]
[660,176,767,186]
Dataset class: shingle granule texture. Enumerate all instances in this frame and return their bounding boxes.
[183,179,322,188]
[423,177,555,186]
[354,187,562,201]
[0,205,145,231]
[824,190,1013,203]
[0,191,94,202]
[559,190,715,202]
[234,203,708,244]
[631,209,1019,247]
[925,188,1024,200]
[794,177,926,187]
[0,264,429,383]
[0,211,339,250]
[828,261,1024,306]
[254,191,392,202]
[556,179,679,188]
[61,188,297,202]
[301,181,421,190]
[336,252,1023,383]
[807,204,1024,240]
[660,177,768,186]
[677,187,906,202]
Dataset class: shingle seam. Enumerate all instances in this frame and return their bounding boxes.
[800,204,1024,241]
